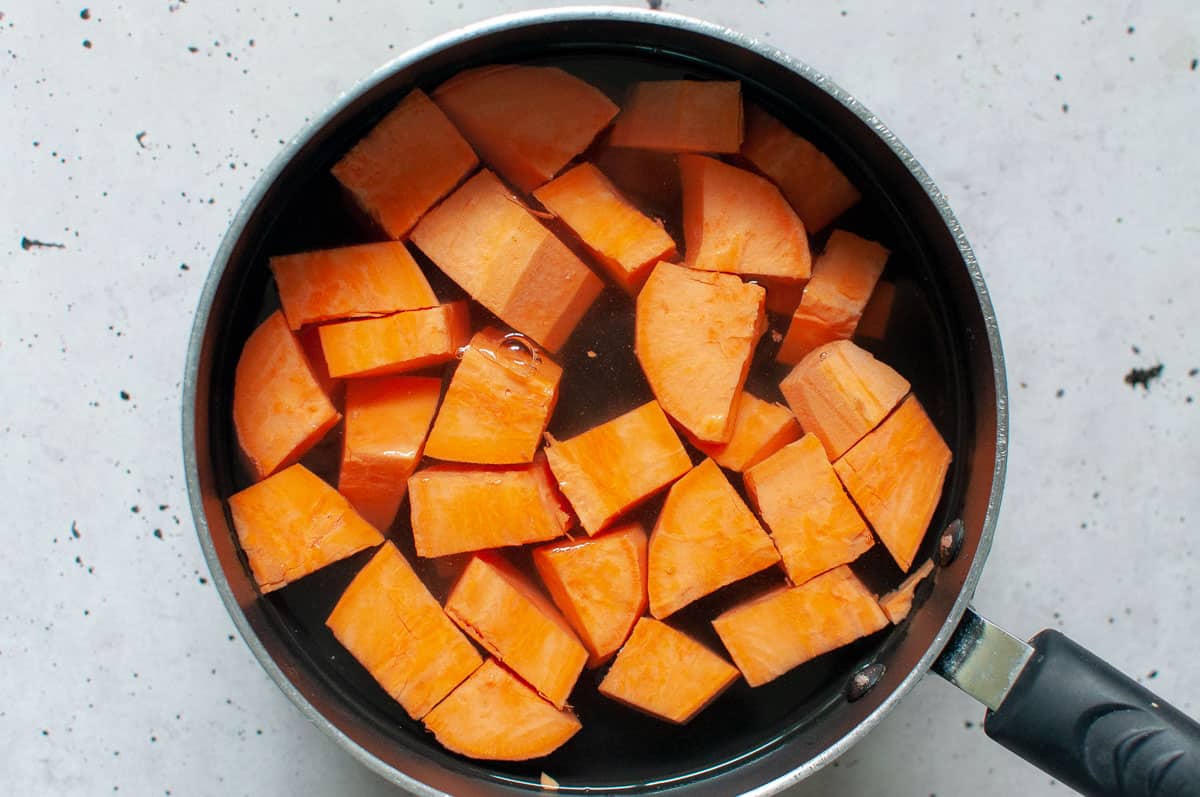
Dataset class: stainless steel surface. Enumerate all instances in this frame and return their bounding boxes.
[933,608,1034,712]
[183,6,1008,794]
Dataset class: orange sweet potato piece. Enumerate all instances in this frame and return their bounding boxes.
[744,433,874,585]
[325,542,481,719]
[855,279,896,342]
[533,162,676,293]
[609,80,743,154]
[648,458,780,619]
[532,523,648,667]
[444,554,588,709]
[779,339,910,460]
[423,659,581,761]
[777,231,890,364]
[297,325,341,403]
[592,139,680,214]
[544,400,691,535]
[741,104,861,234]
[408,456,571,558]
[834,395,951,572]
[317,301,470,379]
[598,617,738,724]
[878,559,935,623]
[432,65,618,194]
[635,261,766,443]
[234,310,340,480]
[762,276,808,317]
[687,391,802,472]
[270,241,437,330]
[228,463,383,593]
[424,328,562,465]
[410,170,603,352]
[337,376,441,531]
[679,154,811,282]
[331,88,479,238]
[712,565,888,687]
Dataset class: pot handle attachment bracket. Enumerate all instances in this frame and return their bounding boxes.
[934,607,1200,796]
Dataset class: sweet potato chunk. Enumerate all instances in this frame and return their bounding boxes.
[325,543,482,719]
[228,463,383,593]
[680,154,811,282]
[543,400,691,535]
[423,659,582,761]
[609,80,743,154]
[592,139,680,214]
[741,104,861,234]
[855,279,896,342]
[338,376,441,531]
[410,170,603,352]
[424,328,562,465]
[762,276,808,317]
[432,65,618,193]
[533,163,676,293]
[444,554,588,709]
[777,231,890,364]
[635,261,765,443]
[712,565,887,687]
[270,241,437,330]
[779,339,910,460]
[648,459,780,619]
[598,617,739,724]
[408,456,571,558]
[879,559,935,623]
[532,523,648,667]
[834,395,951,572]
[331,88,478,238]
[317,301,470,379]
[234,310,340,481]
[687,391,802,472]
[744,433,874,585]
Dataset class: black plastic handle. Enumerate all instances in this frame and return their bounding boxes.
[985,630,1200,796]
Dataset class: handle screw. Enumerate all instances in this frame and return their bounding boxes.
[936,519,965,566]
[847,662,886,702]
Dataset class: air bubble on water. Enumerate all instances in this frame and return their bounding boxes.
[454,343,470,360]
[500,332,538,366]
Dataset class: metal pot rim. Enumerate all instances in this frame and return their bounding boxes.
[182,7,1008,795]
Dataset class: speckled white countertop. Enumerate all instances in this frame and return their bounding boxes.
[3,1,1197,795]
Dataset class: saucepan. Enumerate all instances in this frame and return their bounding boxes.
[183,7,1200,795]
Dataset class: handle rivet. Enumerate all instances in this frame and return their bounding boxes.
[847,662,886,702]
[936,519,965,566]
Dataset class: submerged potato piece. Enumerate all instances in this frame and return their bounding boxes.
[712,565,888,687]
[432,64,618,193]
[408,455,571,558]
[834,395,951,572]
[544,400,691,535]
[424,327,562,465]
[680,154,811,282]
[533,523,648,667]
[744,433,874,585]
[777,231,890,364]
[325,543,482,719]
[648,459,780,619]
[444,553,588,709]
[234,310,340,480]
[687,391,802,472]
[741,103,861,234]
[228,463,383,593]
[423,659,582,761]
[331,88,479,238]
[337,376,441,531]
[609,80,743,154]
[635,261,766,443]
[317,302,470,379]
[410,170,604,352]
[779,339,910,460]
[599,617,739,724]
[878,559,936,624]
[533,162,676,294]
[270,241,438,330]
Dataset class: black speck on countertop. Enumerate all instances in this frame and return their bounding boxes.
[119,390,130,400]
[1124,363,1164,390]
[71,521,81,538]
[1061,103,1070,113]
[82,39,92,49]
[1056,388,1065,398]
[135,131,147,148]
[130,504,140,513]
[645,0,661,8]
[1054,72,1062,81]
[152,529,163,539]
[1188,367,1198,377]
[20,236,65,250]
[1127,25,1135,34]
[1191,58,1198,71]
[80,8,90,20]
[1147,669,1159,679]
[1131,345,1140,354]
